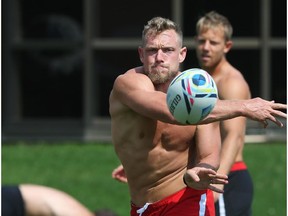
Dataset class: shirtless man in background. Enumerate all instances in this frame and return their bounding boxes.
[109,16,286,216]
[195,11,254,215]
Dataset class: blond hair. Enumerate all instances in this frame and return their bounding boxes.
[142,17,183,47]
[196,11,233,41]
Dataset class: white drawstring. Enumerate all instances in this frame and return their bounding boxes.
[136,203,151,216]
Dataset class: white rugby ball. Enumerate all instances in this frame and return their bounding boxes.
[166,68,218,124]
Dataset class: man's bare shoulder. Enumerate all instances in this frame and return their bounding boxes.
[217,66,251,100]
[109,66,155,117]
[119,66,146,79]
[113,67,155,95]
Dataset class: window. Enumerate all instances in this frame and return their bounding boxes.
[14,0,84,118]
[271,49,286,104]
[3,0,286,140]
[183,0,260,37]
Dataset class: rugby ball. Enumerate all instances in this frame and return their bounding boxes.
[166,68,218,124]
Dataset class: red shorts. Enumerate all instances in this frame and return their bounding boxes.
[130,187,215,216]
[230,161,247,172]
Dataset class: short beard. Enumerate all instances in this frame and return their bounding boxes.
[146,69,178,85]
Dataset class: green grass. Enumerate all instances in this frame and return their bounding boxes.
[2,141,286,216]
[244,143,286,216]
[2,142,130,216]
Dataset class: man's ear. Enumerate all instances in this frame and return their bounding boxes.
[179,47,187,63]
[138,46,144,63]
[224,41,233,54]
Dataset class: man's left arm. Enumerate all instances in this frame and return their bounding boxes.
[184,123,228,193]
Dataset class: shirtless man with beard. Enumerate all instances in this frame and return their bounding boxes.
[109,17,286,216]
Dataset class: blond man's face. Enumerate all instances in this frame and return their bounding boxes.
[196,27,231,70]
[138,30,186,84]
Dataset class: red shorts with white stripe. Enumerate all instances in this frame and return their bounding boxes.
[130,187,214,216]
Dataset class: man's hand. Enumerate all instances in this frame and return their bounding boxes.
[243,98,287,128]
[184,167,228,193]
[112,164,128,183]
